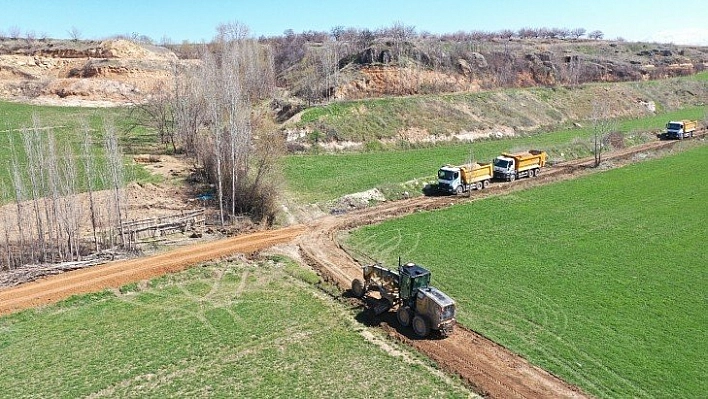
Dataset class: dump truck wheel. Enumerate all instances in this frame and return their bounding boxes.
[412,315,430,337]
[455,186,463,195]
[397,306,412,327]
[351,279,365,298]
[482,180,490,189]
[509,174,516,182]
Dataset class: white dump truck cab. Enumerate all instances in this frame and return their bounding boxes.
[437,165,462,194]
[665,121,691,139]
[493,155,516,181]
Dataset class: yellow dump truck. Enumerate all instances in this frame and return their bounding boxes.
[493,150,547,181]
[664,120,698,139]
[437,162,493,194]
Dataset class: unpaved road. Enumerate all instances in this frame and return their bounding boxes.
[0,135,703,398]
[0,225,305,314]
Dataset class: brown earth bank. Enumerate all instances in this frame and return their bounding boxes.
[2,136,703,398]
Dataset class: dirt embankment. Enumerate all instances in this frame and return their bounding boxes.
[0,39,188,105]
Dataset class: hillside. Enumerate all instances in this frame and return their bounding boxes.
[1,35,707,109]
[0,38,188,106]
[284,74,708,146]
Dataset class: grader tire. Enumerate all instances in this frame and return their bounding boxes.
[412,315,430,338]
[351,279,365,298]
[397,306,412,327]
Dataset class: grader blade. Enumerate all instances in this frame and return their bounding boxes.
[372,298,392,315]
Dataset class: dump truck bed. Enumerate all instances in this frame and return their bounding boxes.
[501,150,547,171]
[459,162,493,184]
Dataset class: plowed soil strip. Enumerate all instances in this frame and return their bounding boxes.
[0,225,305,314]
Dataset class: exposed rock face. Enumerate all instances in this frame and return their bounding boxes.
[0,39,183,104]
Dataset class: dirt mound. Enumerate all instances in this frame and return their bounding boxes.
[0,39,182,105]
[99,40,178,61]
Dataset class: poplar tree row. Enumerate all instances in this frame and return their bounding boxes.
[0,116,129,270]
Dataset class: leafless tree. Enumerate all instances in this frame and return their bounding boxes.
[0,179,14,269]
[591,100,617,167]
[80,120,100,252]
[9,138,30,264]
[588,30,604,40]
[8,26,21,40]
[202,49,226,225]
[21,121,46,262]
[498,29,514,40]
[570,28,587,40]
[68,26,82,42]
[58,141,81,260]
[104,117,128,248]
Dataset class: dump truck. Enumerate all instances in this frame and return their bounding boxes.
[663,120,697,140]
[437,162,493,194]
[493,150,547,182]
[351,261,456,337]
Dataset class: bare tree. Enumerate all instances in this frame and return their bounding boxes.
[8,26,21,40]
[202,49,226,225]
[588,30,604,40]
[591,100,617,167]
[21,122,46,262]
[81,120,100,252]
[570,28,587,40]
[142,22,278,223]
[0,179,14,269]
[9,139,30,264]
[104,118,128,248]
[68,26,82,42]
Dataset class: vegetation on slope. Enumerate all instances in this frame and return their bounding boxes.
[292,72,708,143]
[343,144,708,398]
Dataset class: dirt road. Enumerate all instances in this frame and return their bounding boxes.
[0,225,305,314]
[1,136,702,397]
[295,136,703,398]
[297,193,589,399]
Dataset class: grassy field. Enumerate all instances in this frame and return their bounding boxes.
[343,144,708,398]
[0,101,158,203]
[283,106,705,203]
[0,258,473,398]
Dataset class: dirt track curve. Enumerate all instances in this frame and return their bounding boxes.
[0,225,306,314]
[0,134,703,398]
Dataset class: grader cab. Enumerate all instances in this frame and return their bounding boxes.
[351,261,456,337]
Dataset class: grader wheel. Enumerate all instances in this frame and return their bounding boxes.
[412,315,430,338]
[396,306,412,327]
[351,279,365,298]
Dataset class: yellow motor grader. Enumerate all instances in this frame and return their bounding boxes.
[351,260,456,337]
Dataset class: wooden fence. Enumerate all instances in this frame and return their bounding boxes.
[120,209,205,241]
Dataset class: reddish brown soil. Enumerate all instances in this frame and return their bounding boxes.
[0,225,305,314]
[0,134,703,398]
